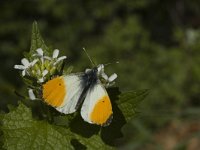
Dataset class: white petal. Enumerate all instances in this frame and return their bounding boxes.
[36,48,43,56]
[22,70,26,76]
[101,72,108,80]
[28,89,36,100]
[21,58,30,68]
[57,56,67,62]
[108,73,117,82]
[14,65,25,70]
[31,59,38,66]
[38,78,44,83]
[53,49,59,59]
[37,70,41,75]
[97,64,104,73]
[42,70,48,77]
[44,56,51,60]
[40,58,44,64]
[54,56,67,65]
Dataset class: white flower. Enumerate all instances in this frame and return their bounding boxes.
[28,89,36,100]
[53,49,59,58]
[14,58,38,76]
[99,68,117,87]
[33,48,66,66]
[35,48,51,62]
[38,69,49,83]
[52,49,67,65]
[101,72,108,80]
[108,73,117,82]
[36,48,43,56]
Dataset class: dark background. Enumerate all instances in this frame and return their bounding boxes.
[0,0,200,149]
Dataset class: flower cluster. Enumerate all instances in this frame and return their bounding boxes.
[14,48,67,100]
[14,48,67,83]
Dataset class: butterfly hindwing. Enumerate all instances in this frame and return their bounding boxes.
[81,82,113,126]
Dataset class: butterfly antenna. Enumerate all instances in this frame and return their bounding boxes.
[83,47,96,66]
[104,61,119,66]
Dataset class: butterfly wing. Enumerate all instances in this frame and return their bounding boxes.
[42,74,85,114]
[81,82,113,126]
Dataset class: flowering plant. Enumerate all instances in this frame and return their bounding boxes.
[13,22,69,101]
[1,22,148,149]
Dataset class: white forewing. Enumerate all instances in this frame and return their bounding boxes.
[81,82,108,124]
[56,74,84,114]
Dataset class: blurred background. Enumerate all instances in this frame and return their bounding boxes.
[0,0,200,149]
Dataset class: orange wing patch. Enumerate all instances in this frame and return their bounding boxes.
[90,95,112,125]
[42,76,66,107]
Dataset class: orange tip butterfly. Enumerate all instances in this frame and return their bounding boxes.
[42,49,118,126]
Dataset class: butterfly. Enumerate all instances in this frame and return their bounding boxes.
[42,63,117,126]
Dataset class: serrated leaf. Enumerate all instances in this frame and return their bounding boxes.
[1,103,116,150]
[117,89,149,122]
[1,103,73,150]
[76,135,114,150]
[1,89,148,149]
[53,124,114,150]
[30,21,49,53]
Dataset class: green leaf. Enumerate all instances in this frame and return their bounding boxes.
[117,89,149,122]
[30,21,49,53]
[65,66,74,74]
[1,103,73,150]
[100,89,149,146]
[54,124,114,150]
[53,115,73,127]
[75,135,114,150]
[1,103,115,150]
